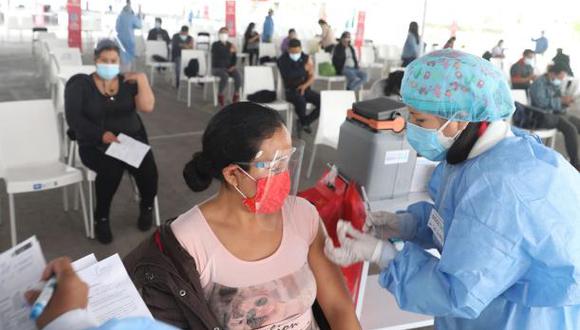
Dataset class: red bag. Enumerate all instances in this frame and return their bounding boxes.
[298,170,368,305]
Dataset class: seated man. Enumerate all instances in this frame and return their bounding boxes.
[510,49,536,90]
[171,25,194,88]
[147,17,170,45]
[529,63,580,169]
[332,31,368,91]
[211,27,241,106]
[277,38,320,134]
[280,28,297,54]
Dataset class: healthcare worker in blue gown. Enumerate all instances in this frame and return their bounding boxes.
[325,49,580,329]
[115,1,142,72]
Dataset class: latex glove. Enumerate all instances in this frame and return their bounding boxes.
[325,220,397,268]
[364,211,417,241]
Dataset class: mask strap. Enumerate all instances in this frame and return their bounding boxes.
[231,165,256,199]
[438,112,464,139]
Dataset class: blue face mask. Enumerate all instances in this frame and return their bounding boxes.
[406,121,458,161]
[552,79,562,86]
[289,53,301,62]
[96,63,120,81]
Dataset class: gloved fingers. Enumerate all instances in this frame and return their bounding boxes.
[324,238,358,266]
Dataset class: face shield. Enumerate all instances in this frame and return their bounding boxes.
[233,141,304,230]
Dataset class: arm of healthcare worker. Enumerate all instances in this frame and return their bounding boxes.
[309,222,362,330]
[25,257,178,330]
[379,180,532,319]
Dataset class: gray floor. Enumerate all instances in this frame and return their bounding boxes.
[0,41,341,262]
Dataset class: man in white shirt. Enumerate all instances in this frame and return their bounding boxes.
[25,257,176,330]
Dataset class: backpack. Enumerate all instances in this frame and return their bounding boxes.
[247,90,277,103]
[512,102,559,130]
[184,59,200,78]
[319,62,337,77]
[152,55,168,62]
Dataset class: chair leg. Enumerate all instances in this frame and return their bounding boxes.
[187,81,191,107]
[306,145,318,179]
[77,182,89,238]
[73,184,80,211]
[9,194,16,247]
[213,82,218,107]
[150,66,155,87]
[63,186,69,211]
[89,180,95,239]
[286,109,293,135]
[154,197,161,227]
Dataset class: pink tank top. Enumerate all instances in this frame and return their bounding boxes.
[171,197,320,330]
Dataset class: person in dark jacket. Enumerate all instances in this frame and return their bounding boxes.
[553,48,574,77]
[125,103,361,330]
[211,26,241,106]
[171,25,194,88]
[332,31,368,91]
[147,17,170,45]
[277,39,320,134]
[65,39,158,244]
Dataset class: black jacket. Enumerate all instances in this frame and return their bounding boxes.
[147,28,171,45]
[211,41,237,69]
[123,221,222,329]
[332,43,359,75]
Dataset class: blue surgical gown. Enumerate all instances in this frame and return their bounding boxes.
[115,9,142,64]
[380,129,580,329]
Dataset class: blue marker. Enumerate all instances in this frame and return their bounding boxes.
[30,277,57,320]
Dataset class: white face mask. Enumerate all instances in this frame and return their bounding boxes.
[289,53,301,62]
[155,22,161,29]
[552,79,562,86]
[524,58,534,66]
[219,33,228,43]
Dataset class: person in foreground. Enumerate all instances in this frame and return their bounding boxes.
[124,102,360,329]
[24,257,176,330]
[325,49,580,329]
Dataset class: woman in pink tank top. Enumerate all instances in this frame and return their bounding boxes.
[174,102,360,330]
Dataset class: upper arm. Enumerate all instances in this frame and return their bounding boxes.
[308,223,358,327]
[305,58,314,76]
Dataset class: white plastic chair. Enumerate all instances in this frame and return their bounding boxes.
[67,142,161,239]
[178,49,219,107]
[0,100,89,246]
[359,45,383,69]
[511,89,529,105]
[243,66,293,129]
[259,42,277,59]
[145,40,175,86]
[314,52,346,90]
[306,90,356,178]
[51,47,82,67]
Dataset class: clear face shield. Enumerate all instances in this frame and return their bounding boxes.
[233,141,304,230]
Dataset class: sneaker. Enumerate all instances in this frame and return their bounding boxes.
[232,93,240,103]
[138,206,153,231]
[95,218,113,244]
[218,94,225,107]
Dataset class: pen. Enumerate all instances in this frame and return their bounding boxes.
[30,276,57,320]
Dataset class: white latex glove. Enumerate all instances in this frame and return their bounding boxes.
[324,220,397,268]
[363,210,400,239]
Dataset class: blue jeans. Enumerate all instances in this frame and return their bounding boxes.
[343,67,368,91]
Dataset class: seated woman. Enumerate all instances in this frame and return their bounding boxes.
[65,39,158,244]
[124,102,360,330]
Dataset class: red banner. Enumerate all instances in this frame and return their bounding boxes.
[67,0,82,49]
[225,0,236,37]
[354,11,365,50]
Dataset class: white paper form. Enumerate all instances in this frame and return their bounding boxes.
[0,236,47,330]
[76,254,152,323]
[72,253,98,272]
[105,133,151,168]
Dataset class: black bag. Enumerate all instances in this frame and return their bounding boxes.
[184,59,200,78]
[259,56,276,64]
[247,90,277,103]
[152,55,168,62]
[512,102,559,130]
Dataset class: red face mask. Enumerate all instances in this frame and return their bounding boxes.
[235,170,291,214]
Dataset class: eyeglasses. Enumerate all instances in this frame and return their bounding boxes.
[237,147,297,174]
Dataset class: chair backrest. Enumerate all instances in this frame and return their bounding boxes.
[37,32,57,41]
[42,39,68,64]
[196,32,211,50]
[369,78,388,98]
[511,89,528,105]
[0,100,60,172]
[51,47,83,69]
[53,79,66,114]
[179,49,209,81]
[48,54,60,85]
[243,66,276,97]
[145,40,169,65]
[314,91,356,149]
[359,45,376,66]
[259,42,277,58]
